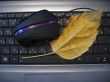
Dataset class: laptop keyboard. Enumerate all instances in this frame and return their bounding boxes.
[0,11,110,64]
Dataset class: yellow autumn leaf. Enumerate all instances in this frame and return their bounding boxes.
[51,11,102,51]
[55,30,98,60]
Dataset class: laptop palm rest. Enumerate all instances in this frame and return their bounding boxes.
[25,72,110,82]
[25,74,73,82]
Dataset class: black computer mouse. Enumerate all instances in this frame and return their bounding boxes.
[14,10,61,46]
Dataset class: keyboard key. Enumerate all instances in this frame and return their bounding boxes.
[63,18,68,26]
[58,20,63,25]
[103,27,110,35]
[53,12,58,17]
[108,56,110,63]
[93,45,108,53]
[0,19,8,27]
[10,55,19,64]
[108,46,110,53]
[10,46,18,54]
[109,38,110,44]
[0,37,5,45]
[43,40,51,45]
[105,12,110,17]
[9,19,17,27]
[8,13,15,18]
[46,46,53,53]
[102,19,110,26]
[14,39,19,45]
[99,28,104,35]
[102,12,110,18]
[0,13,7,18]
[97,36,109,44]
[4,28,12,36]
[29,47,37,54]
[19,47,28,54]
[66,13,73,17]
[100,55,109,63]
[38,46,47,54]
[15,13,22,18]
[57,12,64,17]
[101,20,105,26]
[16,19,22,25]
[23,13,32,18]
[6,37,14,45]
[1,46,10,54]
[0,47,1,55]
[84,55,100,63]
[72,56,84,64]
[0,55,9,64]
[36,40,43,45]
[0,28,3,36]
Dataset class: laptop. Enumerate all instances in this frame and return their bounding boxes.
[0,0,110,82]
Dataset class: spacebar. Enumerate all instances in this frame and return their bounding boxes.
[19,55,68,64]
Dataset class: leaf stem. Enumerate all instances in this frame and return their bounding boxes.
[22,52,54,59]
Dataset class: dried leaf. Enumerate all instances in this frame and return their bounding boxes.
[55,30,98,60]
[51,10,102,60]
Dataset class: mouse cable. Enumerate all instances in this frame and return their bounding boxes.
[59,7,95,36]
[62,7,94,18]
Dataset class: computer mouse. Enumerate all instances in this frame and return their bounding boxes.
[14,10,61,46]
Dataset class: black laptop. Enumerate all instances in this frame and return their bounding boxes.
[0,0,110,82]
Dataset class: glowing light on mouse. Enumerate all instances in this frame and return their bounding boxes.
[15,29,24,35]
[15,20,57,36]
[28,25,36,29]
[18,29,23,33]
[48,21,55,24]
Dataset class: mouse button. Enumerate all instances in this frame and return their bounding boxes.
[16,31,33,40]
[30,23,60,39]
[14,10,57,32]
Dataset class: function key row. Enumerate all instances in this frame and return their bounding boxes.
[0,12,110,27]
[0,12,33,19]
[0,12,110,19]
